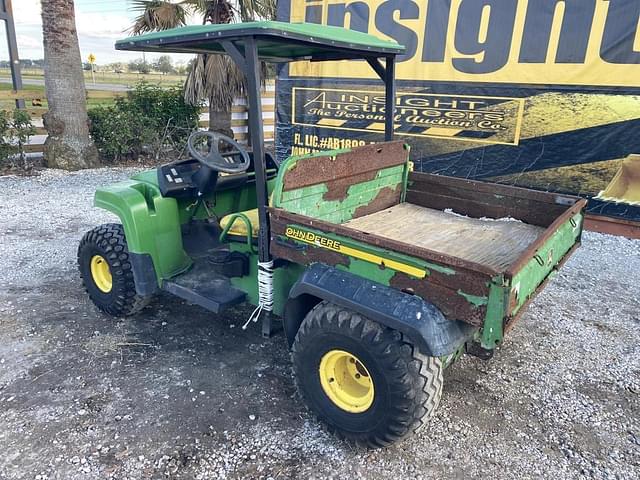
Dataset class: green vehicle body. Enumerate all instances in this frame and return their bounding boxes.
[77,20,590,447]
[96,169,263,286]
[95,143,585,351]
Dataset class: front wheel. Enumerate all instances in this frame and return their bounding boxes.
[291,301,443,448]
[78,223,151,316]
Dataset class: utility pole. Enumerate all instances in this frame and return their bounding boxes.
[0,0,24,108]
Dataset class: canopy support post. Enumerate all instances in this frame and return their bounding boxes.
[0,0,24,109]
[223,36,277,337]
[384,55,396,141]
[366,56,396,140]
[220,40,247,72]
[243,37,270,265]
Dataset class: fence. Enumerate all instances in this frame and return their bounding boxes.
[0,82,276,154]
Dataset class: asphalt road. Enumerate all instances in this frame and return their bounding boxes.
[0,76,130,92]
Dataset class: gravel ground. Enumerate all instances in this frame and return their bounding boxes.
[0,168,639,480]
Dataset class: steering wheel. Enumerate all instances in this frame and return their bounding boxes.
[187,131,251,174]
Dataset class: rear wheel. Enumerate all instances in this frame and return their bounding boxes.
[78,223,151,316]
[292,301,443,448]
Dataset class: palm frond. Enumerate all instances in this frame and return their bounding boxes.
[184,54,245,110]
[237,0,276,21]
[179,0,208,11]
[129,0,188,35]
[128,0,275,134]
[182,0,275,22]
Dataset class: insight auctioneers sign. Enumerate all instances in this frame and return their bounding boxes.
[275,0,640,222]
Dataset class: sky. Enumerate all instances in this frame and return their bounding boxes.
[0,0,197,65]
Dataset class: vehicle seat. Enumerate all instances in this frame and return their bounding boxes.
[219,189,276,239]
[220,208,259,237]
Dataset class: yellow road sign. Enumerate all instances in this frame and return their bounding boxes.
[88,53,96,64]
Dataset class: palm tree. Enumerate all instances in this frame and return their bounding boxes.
[130,0,275,138]
[41,0,99,169]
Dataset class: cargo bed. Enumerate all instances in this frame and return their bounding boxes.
[344,203,544,271]
[269,142,587,349]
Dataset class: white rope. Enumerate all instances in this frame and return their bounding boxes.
[242,260,274,330]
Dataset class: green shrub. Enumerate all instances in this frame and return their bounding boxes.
[11,110,37,157]
[88,82,201,161]
[88,103,156,160]
[0,110,14,162]
[0,109,37,170]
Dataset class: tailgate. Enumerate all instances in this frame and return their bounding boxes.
[505,198,587,322]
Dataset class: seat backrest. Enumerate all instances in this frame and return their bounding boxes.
[270,141,410,224]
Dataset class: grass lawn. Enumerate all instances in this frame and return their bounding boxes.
[0,82,120,110]
[0,75,188,110]
[0,68,187,86]
[0,82,44,92]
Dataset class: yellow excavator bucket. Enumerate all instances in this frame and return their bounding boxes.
[596,155,640,205]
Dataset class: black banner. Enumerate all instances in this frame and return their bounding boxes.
[276,0,640,222]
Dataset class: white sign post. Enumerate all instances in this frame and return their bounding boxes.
[88,53,96,86]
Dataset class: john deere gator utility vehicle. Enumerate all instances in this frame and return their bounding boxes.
[78,21,587,447]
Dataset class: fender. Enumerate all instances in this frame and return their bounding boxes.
[284,263,476,357]
[94,179,191,289]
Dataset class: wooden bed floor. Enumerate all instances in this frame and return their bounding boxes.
[344,203,545,271]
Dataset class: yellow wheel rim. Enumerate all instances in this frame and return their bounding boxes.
[90,255,112,293]
[319,349,374,413]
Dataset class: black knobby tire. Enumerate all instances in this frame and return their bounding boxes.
[292,301,443,448]
[78,223,151,316]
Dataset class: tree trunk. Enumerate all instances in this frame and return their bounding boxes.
[208,103,234,139]
[41,0,99,170]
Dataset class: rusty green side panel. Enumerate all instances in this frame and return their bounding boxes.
[271,148,348,212]
[509,211,583,315]
[277,223,457,282]
[270,145,409,224]
[273,210,583,351]
[275,165,404,223]
[479,278,510,349]
[480,209,583,348]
